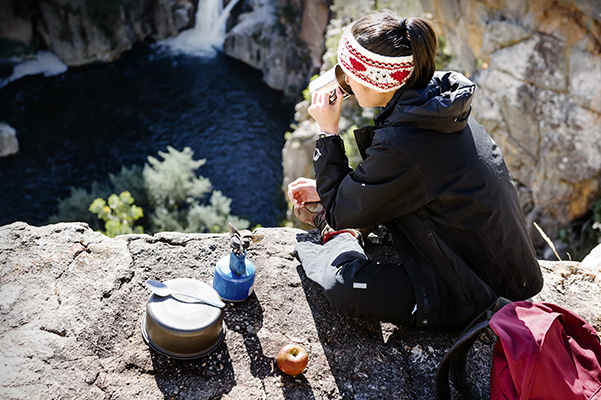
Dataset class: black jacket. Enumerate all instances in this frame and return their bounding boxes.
[313,71,543,330]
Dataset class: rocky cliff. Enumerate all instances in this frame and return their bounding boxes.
[282,0,601,256]
[0,0,330,98]
[223,0,332,97]
[1,222,600,399]
[420,0,601,250]
[0,0,197,66]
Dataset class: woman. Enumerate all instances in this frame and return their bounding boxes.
[288,10,543,331]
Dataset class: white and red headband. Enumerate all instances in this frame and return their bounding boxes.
[337,23,414,93]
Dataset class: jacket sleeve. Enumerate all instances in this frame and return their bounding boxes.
[314,133,428,230]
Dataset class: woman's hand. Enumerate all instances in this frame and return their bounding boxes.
[308,86,343,135]
[287,178,320,207]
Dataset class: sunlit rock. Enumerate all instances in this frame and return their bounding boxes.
[0,123,18,157]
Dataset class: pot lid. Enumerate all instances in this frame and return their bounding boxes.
[146,278,223,332]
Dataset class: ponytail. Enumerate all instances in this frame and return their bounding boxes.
[404,17,437,89]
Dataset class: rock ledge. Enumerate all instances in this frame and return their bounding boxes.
[1,222,599,399]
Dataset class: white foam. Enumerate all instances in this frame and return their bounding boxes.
[2,51,68,87]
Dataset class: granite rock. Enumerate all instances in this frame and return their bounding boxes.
[1,222,600,399]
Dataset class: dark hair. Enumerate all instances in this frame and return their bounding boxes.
[351,10,437,89]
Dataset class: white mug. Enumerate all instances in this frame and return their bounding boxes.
[308,64,354,104]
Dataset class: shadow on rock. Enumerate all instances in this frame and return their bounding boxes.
[149,341,236,398]
[279,373,317,400]
[224,293,274,379]
[223,293,317,399]
[293,229,491,399]
[296,262,415,399]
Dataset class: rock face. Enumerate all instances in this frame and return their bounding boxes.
[420,0,601,238]
[1,0,328,97]
[223,0,289,91]
[1,222,600,399]
[282,0,601,249]
[0,0,197,66]
[224,0,331,97]
[0,122,19,157]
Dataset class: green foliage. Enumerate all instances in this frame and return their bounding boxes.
[50,146,250,235]
[435,35,454,71]
[303,75,318,103]
[108,164,147,206]
[89,191,144,237]
[144,146,250,233]
[144,146,211,211]
[558,197,601,261]
[186,191,250,233]
[85,0,121,35]
[340,105,377,169]
[324,28,344,69]
[341,125,363,169]
[48,182,112,231]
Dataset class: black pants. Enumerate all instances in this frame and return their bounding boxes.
[295,233,416,326]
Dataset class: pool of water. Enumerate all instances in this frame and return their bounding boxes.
[0,44,294,229]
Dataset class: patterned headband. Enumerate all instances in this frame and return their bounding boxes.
[337,22,414,93]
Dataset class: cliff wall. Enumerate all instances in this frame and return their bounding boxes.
[421,0,601,246]
[0,0,198,66]
[282,0,601,256]
[223,0,332,97]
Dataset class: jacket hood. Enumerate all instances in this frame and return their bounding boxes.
[375,71,475,133]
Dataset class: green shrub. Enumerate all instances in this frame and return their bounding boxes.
[144,146,211,212]
[48,182,112,231]
[435,35,454,71]
[50,146,250,235]
[142,146,250,233]
[89,191,144,237]
[108,164,147,206]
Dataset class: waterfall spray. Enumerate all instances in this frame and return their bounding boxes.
[160,0,241,56]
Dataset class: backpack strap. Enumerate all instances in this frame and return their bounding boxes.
[435,297,511,400]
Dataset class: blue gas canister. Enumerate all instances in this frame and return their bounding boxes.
[212,223,263,302]
[213,250,255,302]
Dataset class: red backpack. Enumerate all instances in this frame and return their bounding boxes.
[436,299,601,399]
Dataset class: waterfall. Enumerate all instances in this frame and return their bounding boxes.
[160,0,241,56]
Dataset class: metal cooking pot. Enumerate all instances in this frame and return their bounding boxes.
[141,278,225,359]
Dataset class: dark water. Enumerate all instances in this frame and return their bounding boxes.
[0,44,293,228]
